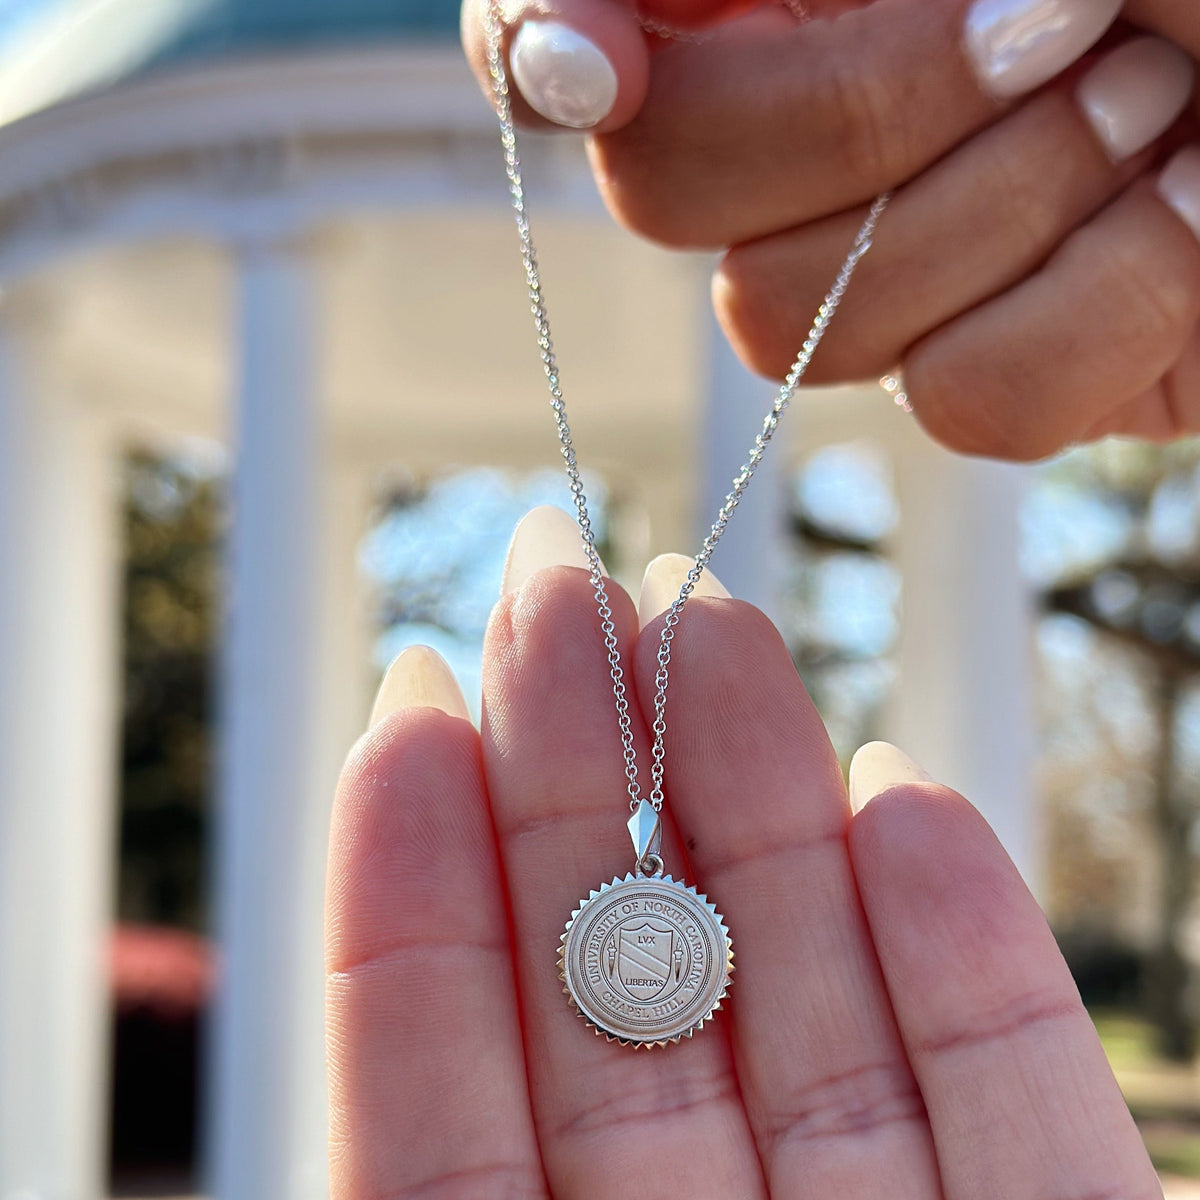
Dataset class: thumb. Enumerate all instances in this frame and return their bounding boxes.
[461,0,651,132]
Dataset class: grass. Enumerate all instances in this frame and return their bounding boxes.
[1093,1009,1200,1179]
[1143,1124,1200,1179]
[1093,1010,1161,1072]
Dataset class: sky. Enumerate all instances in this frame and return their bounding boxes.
[0,0,217,125]
[0,0,44,36]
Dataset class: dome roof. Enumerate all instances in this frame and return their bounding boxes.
[158,0,460,62]
[0,0,461,130]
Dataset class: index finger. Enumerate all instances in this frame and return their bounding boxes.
[325,673,546,1199]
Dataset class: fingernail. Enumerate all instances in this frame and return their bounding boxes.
[369,645,471,728]
[965,0,1122,100]
[848,741,932,816]
[1158,147,1200,242]
[500,504,603,595]
[509,20,618,129]
[1078,38,1195,162]
[638,553,730,630]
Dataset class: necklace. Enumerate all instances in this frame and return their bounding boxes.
[484,12,889,1047]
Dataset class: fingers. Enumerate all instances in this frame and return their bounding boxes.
[461,0,649,131]
[848,751,1161,1199]
[632,564,941,1199]
[458,0,865,134]
[480,512,765,1195]
[325,652,545,1198]
[716,36,1193,383]
[1081,329,1200,442]
[1125,0,1200,60]
[907,174,1200,459]
[589,0,1122,247]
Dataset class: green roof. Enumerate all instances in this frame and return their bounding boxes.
[159,0,460,60]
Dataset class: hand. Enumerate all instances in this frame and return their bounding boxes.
[325,510,1160,1197]
[463,0,1200,461]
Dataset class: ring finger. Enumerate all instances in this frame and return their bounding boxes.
[908,172,1200,459]
[633,560,940,1198]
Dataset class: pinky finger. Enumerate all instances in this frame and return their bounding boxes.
[905,163,1200,462]
[848,751,1160,1200]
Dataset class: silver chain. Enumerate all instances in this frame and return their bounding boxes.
[484,10,889,813]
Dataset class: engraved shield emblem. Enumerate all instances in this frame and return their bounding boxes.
[615,922,674,1002]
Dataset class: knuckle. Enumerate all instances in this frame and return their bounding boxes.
[915,988,1083,1058]
[905,348,1061,462]
[590,134,706,249]
[984,127,1078,255]
[717,233,893,385]
[549,1062,738,1142]
[713,252,796,379]
[766,1059,926,1155]
[825,51,913,188]
[1097,234,1200,350]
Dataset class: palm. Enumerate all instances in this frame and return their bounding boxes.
[325,566,1159,1197]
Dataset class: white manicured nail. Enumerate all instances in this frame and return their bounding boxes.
[509,20,618,129]
[638,553,730,630]
[1078,38,1195,162]
[1159,147,1200,243]
[500,504,604,595]
[370,645,471,728]
[848,742,932,816]
[965,0,1122,100]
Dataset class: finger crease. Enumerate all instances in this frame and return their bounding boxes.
[1042,1188,1165,1200]
[548,1071,742,1145]
[763,1059,927,1157]
[914,992,1084,1059]
[327,935,510,980]
[698,823,847,882]
[385,1160,548,1200]
[498,800,626,847]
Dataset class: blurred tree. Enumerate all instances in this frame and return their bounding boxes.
[783,442,899,765]
[1036,442,1200,1061]
[118,450,224,933]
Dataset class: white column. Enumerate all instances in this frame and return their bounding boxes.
[697,310,789,624]
[209,236,373,1200]
[292,458,374,1200]
[0,312,121,1200]
[885,445,1037,884]
[210,234,317,1200]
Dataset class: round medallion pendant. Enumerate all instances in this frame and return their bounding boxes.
[559,874,733,1047]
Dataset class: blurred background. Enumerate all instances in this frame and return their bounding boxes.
[1,0,1199,1197]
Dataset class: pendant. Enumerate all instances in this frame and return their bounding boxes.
[559,802,733,1047]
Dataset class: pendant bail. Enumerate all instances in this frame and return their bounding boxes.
[627,799,662,873]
